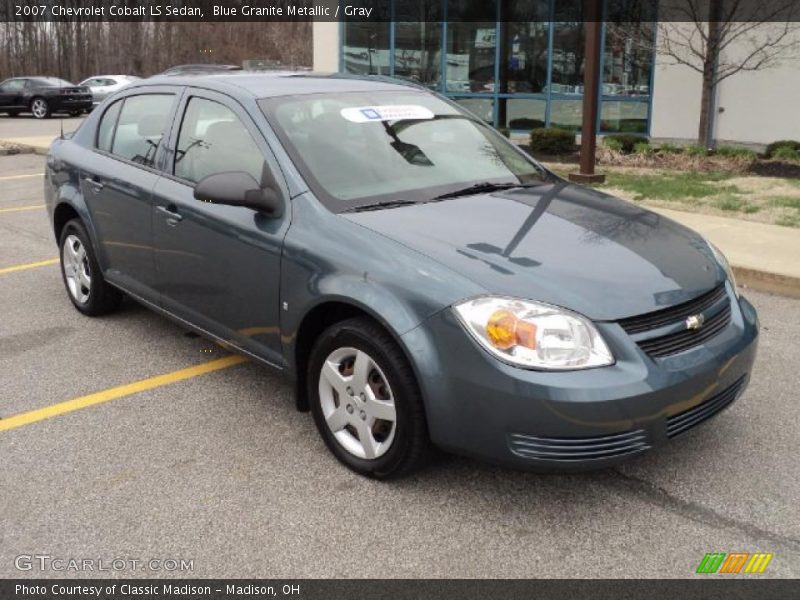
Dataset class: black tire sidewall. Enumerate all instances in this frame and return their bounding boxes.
[58,219,105,315]
[308,320,422,478]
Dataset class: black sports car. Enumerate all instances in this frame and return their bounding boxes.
[0,77,92,119]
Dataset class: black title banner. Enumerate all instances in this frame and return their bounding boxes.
[2,0,799,23]
[3,579,800,600]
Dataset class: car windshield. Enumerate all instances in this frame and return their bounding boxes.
[261,90,547,211]
[32,77,75,87]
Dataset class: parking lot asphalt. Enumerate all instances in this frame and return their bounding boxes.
[1,153,799,579]
[0,114,86,144]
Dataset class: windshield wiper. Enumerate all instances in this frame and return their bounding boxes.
[432,181,539,201]
[345,199,418,213]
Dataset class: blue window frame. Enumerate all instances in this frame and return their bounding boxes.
[339,0,656,135]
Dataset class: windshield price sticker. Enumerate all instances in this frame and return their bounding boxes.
[341,105,435,123]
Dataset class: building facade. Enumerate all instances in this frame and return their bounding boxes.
[313,4,800,145]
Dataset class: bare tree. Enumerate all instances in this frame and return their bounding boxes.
[655,0,800,146]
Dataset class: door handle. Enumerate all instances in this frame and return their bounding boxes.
[83,176,104,192]
[156,204,183,225]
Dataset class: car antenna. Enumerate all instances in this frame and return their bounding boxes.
[59,80,64,139]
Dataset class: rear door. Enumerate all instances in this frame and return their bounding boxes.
[0,79,27,109]
[80,87,182,299]
[151,89,290,365]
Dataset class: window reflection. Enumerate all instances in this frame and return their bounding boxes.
[600,101,649,133]
[550,1,585,95]
[446,1,497,94]
[343,22,390,76]
[395,22,442,89]
[502,98,546,130]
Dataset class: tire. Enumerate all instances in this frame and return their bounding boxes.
[69,110,81,117]
[59,218,123,316]
[30,97,50,119]
[308,317,430,479]
[7,110,20,117]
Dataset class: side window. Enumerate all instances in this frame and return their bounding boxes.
[1,79,26,92]
[111,94,173,168]
[96,100,123,152]
[174,97,264,184]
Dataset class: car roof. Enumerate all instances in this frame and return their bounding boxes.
[132,71,421,99]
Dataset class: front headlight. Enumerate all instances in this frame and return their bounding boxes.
[453,296,614,370]
[707,241,739,297]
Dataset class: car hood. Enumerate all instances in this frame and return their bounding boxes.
[343,181,723,321]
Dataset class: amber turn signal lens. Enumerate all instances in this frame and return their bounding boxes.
[486,310,517,350]
[486,310,538,351]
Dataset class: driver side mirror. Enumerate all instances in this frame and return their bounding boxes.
[193,171,283,217]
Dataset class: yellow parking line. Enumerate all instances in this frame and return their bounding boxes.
[0,173,44,181]
[0,204,45,213]
[0,258,59,275]
[0,355,247,432]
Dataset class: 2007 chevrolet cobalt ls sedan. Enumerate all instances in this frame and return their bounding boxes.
[44,73,758,478]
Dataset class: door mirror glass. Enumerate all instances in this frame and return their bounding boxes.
[193,171,283,216]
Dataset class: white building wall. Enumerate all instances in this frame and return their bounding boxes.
[651,22,800,145]
[312,21,340,73]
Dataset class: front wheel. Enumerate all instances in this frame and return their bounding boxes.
[308,317,430,479]
[30,97,50,119]
[59,218,123,316]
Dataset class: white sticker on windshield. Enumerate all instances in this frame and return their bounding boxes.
[340,105,435,123]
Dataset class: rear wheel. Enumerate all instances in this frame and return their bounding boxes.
[308,317,430,479]
[68,110,81,117]
[59,219,122,316]
[30,97,50,119]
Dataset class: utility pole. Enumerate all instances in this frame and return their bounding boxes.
[569,0,605,184]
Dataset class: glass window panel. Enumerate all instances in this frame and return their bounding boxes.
[342,21,390,76]
[600,100,649,133]
[174,98,264,184]
[549,99,583,131]
[96,99,122,152]
[602,22,655,96]
[394,22,442,89]
[498,1,549,94]
[453,97,495,123]
[500,98,546,130]
[446,1,497,94]
[550,2,585,94]
[111,94,173,167]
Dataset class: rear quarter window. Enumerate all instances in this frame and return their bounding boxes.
[96,100,123,152]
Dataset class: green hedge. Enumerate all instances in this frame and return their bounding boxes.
[766,140,800,159]
[529,127,576,155]
[602,133,649,154]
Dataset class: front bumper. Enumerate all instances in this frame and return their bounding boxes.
[401,285,759,471]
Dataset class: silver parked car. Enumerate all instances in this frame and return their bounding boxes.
[78,75,140,107]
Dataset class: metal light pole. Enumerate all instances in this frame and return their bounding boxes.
[569,0,606,184]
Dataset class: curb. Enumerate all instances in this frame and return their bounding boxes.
[0,143,45,156]
[733,266,800,299]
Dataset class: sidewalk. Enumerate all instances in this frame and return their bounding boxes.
[651,207,800,298]
[0,136,56,155]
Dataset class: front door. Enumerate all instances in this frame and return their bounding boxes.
[152,91,289,366]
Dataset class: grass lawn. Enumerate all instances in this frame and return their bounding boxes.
[544,163,800,228]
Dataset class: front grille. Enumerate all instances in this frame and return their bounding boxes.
[637,303,732,358]
[619,285,727,334]
[667,375,747,438]
[508,429,650,462]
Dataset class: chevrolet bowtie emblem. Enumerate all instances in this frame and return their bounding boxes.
[686,314,705,330]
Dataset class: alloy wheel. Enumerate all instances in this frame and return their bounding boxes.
[318,346,397,459]
[31,99,48,118]
[62,234,92,304]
